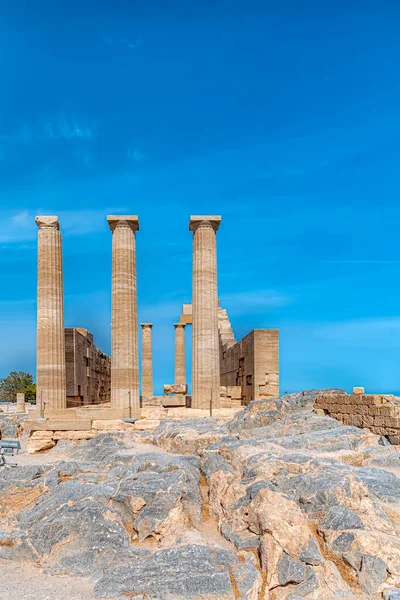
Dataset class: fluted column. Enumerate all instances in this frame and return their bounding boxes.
[174,323,186,386]
[36,216,66,410]
[107,216,140,410]
[141,323,153,398]
[189,215,221,409]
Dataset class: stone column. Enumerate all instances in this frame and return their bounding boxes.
[189,216,221,409]
[36,216,66,410]
[174,323,186,386]
[107,216,140,410]
[141,323,153,398]
[16,393,26,414]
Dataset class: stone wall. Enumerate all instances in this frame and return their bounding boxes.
[220,329,279,405]
[65,328,111,406]
[315,392,400,444]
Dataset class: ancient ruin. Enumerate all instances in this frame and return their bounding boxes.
[65,328,111,406]
[189,216,221,409]
[1,213,399,600]
[107,215,140,410]
[315,388,400,444]
[33,213,279,420]
[36,216,66,411]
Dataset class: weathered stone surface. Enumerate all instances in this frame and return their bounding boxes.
[0,414,27,438]
[1,389,399,598]
[26,437,56,453]
[190,216,221,409]
[95,544,261,599]
[107,215,140,409]
[36,215,66,410]
[153,418,229,454]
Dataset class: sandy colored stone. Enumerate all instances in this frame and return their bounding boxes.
[174,323,186,386]
[53,430,96,440]
[353,387,365,394]
[36,215,67,411]
[27,437,56,453]
[108,216,140,410]
[133,419,161,430]
[92,419,136,432]
[164,383,188,395]
[141,323,153,398]
[190,216,221,410]
[65,328,111,406]
[16,393,26,414]
[31,430,54,439]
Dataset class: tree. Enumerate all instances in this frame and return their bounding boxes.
[0,371,36,403]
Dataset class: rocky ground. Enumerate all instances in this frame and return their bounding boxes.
[1,390,400,599]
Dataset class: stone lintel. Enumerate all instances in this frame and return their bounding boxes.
[189,215,221,232]
[35,215,60,230]
[107,215,139,232]
[141,323,153,328]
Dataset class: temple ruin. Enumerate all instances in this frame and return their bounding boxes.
[32,213,280,432]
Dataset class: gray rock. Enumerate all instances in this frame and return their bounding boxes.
[383,591,400,600]
[95,544,256,599]
[319,506,364,531]
[201,453,235,483]
[0,414,27,438]
[299,537,322,565]
[358,554,387,594]
[220,522,260,550]
[331,532,355,554]
[277,552,306,585]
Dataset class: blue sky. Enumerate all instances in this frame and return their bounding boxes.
[1,0,399,394]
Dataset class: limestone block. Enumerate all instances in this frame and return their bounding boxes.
[31,430,54,439]
[53,430,96,440]
[27,420,91,431]
[141,407,168,419]
[353,387,365,394]
[163,384,188,396]
[142,396,164,407]
[259,384,278,397]
[227,386,242,399]
[161,396,186,407]
[92,420,136,432]
[27,437,56,453]
[133,419,161,431]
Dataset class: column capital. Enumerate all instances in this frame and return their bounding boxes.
[107,215,139,232]
[141,322,153,329]
[35,216,60,230]
[174,322,186,329]
[189,215,221,233]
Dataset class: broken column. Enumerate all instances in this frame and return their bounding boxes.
[141,323,154,398]
[174,323,186,386]
[36,216,67,410]
[16,393,26,414]
[107,216,140,410]
[189,215,221,409]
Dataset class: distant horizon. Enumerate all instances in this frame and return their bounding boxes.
[1,1,399,394]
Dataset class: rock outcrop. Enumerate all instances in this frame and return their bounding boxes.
[1,389,400,599]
